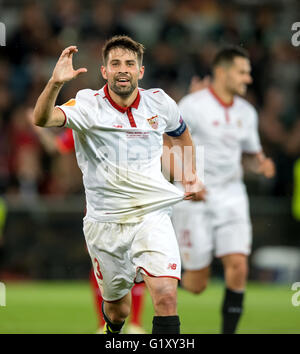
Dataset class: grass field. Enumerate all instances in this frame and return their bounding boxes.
[0,280,299,334]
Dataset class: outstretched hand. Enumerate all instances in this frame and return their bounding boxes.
[51,46,87,85]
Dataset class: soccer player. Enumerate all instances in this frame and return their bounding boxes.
[168,46,275,334]
[32,35,202,334]
[31,122,147,334]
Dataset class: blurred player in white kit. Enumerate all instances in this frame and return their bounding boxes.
[168,46,275,334]
[32,35,202,334]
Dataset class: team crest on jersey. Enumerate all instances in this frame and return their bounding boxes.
[147,115,158,130]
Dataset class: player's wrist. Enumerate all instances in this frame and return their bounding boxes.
[182,177,194,187]
[49,76,65,88]
[182,171,197,184]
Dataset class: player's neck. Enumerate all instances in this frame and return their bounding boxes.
[107,86,139,109]
[210,81,234,106]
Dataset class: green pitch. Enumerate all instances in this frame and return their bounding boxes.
[0,280,299,334]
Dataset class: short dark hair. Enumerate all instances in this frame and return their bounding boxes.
[102,35,145,66]
[212,46,249,69]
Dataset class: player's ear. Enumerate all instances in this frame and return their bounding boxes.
[214,66,223,77]
[139,66,145,80]
[215,66,227,81]
[101,65,107,80]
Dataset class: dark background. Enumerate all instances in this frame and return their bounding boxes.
[0,0,299,281]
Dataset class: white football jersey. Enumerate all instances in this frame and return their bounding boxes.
[178,87,261,187]
[57,84,185,223]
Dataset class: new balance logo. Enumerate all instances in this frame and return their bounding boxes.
[168,263,177,270]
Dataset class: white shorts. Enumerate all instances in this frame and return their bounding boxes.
[83,209,181,302]
[172,182,252,270]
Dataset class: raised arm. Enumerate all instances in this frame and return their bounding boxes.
[33,46,87,127]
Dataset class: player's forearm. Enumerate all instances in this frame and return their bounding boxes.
[242,151,264,174]
[169,128,196,181]
[33,78,64,127]
[162,134,177,181]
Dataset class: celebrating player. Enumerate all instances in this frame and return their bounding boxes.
[168,46,275,334]
[32,35,202,334]
[30,122,147,334]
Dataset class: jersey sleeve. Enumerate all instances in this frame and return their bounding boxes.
[56,89,97,132]
[163,92,187,137]
[241,107,262,153]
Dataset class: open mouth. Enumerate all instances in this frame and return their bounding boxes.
[116,77,130,86]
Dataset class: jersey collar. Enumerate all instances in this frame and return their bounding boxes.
[103,83,141,113]
[208,86,234,108]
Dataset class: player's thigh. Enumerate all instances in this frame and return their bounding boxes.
[83,219,135,302]
[172,201,213,270]
[131,209,181,282]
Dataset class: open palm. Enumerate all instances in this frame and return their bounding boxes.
[52,46,87,84]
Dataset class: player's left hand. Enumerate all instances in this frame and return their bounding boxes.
[257,155,276,178]
[191,188,207,202]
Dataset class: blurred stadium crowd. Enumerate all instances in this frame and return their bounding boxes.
[0,0,299,202]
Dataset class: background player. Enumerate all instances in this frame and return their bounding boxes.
[32,35,202,334]
[167,46,275,334]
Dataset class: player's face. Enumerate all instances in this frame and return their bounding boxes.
[101,48,144,97]
[225,57,252,96]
